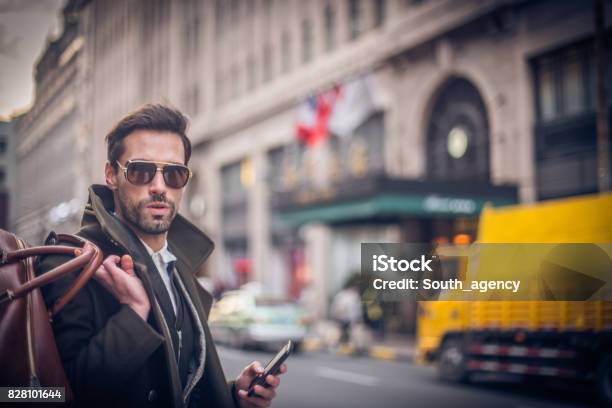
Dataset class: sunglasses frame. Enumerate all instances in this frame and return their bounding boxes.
[116,159,193,188]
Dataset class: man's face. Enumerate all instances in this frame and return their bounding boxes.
[106,130,186,236]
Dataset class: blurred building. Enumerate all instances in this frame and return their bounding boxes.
[188,0,612,329]
[0,120,14,230]
[12,0,90,244]
[10,0,612,330]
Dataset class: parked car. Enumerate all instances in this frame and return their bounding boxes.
[209,290,307,350]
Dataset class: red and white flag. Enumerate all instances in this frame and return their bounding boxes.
[295,86,340,146]
[295,74,382,146]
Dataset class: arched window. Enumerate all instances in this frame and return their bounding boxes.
[426,77,490,182]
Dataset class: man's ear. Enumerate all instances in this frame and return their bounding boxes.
[105,161,118,190]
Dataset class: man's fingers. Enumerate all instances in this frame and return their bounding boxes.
[253,384,276,400]
[102,256,121,271]
[94,265,107,280]
[265,374,280,388]
[103,256,132,279]
[94,265,113,289]
[237,390,271,408]
[121,255,135,276]
[103,259,125,282]
[247,361,265,377]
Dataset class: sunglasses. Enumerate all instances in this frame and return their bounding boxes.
[116,160,192,189]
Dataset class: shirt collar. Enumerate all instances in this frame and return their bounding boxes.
[139,237,177,265]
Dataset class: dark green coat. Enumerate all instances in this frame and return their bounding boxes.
[37,185,239,408]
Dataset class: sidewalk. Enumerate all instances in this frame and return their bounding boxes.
[367,334,415,362]
[301,332,415,363]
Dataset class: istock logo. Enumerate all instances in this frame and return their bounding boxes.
[372,254,433,272]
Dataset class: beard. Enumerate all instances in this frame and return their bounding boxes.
[116,190,177,235]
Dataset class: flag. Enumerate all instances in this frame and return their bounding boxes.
[295,87,340,146]
[328,74,382,138]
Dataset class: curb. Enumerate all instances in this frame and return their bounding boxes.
[368,345,414,362]
[301,337,324,352]
[299,338,414,362]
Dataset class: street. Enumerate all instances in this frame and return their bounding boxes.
[218,346,597,408]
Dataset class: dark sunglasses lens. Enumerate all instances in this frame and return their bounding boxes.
[126,162,157,185]
[163,165,190,188]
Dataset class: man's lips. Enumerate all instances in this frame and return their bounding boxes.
[146,203,170,215]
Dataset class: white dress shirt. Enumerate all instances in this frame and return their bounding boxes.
[139,239,178,314]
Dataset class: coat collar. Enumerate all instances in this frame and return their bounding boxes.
[82,184,215,277]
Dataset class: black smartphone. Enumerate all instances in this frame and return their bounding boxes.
[247,340,293,397]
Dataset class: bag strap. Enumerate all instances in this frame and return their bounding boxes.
[0,233,103,317]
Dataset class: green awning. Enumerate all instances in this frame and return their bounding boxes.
[275,193,517,226]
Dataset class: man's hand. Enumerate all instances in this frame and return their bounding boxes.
[94,255,150,320]
[234,361,287,408]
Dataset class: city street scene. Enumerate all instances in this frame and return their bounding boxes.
[0,0,611,407]
[218,346,597,408]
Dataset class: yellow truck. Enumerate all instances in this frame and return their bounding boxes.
[416,193,612,404]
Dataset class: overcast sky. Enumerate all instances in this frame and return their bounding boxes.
[0,0,64,120]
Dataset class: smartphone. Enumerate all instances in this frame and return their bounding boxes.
[247,340,293,397]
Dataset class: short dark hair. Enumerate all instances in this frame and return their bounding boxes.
[105,103,192,170]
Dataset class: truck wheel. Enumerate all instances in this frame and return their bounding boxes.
[596,353,612,406]
[438,339,470,383]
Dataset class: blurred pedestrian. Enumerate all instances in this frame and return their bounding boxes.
[330,274,362,345]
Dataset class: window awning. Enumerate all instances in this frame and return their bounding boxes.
[272,176,518,226]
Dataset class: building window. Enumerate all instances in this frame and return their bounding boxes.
[220,161,249,270]
[263,44,272,82]
[302,18,313,63]
[348,0,362,40]
[0,137,6,154]
[324,3,336,51]
[563,49,587,116]
[532,42,596,123]
[281,31,291,73]
[263,0,272,18]
[182,0,201,114]
[215,0,225,38]
[215,72,224,106]
[531,37,612,200]
[267,146,285,192]
[231,64,240,98]
[247,55,257,90]
[405,0,426,6]
[374,0,386,28]
[182,85,200,116]
[183,0,200,58]
[246,0,255,16]
[222,161,247,202]
[230,0,240,24]
[537,58,557,122]
[426,77,490,182]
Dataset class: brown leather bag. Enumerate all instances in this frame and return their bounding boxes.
[0,230,102,402]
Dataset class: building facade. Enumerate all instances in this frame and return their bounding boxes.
[13,1,90,244]
[11,0,611,329]
[189,0,612,328]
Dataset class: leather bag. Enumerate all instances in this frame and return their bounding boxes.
[0,230,102,402]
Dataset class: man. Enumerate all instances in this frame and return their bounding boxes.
[38,104,285,408]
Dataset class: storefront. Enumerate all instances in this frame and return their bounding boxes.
[271,175,517,332]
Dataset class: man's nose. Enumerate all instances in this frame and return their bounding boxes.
[148,169,167,194]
